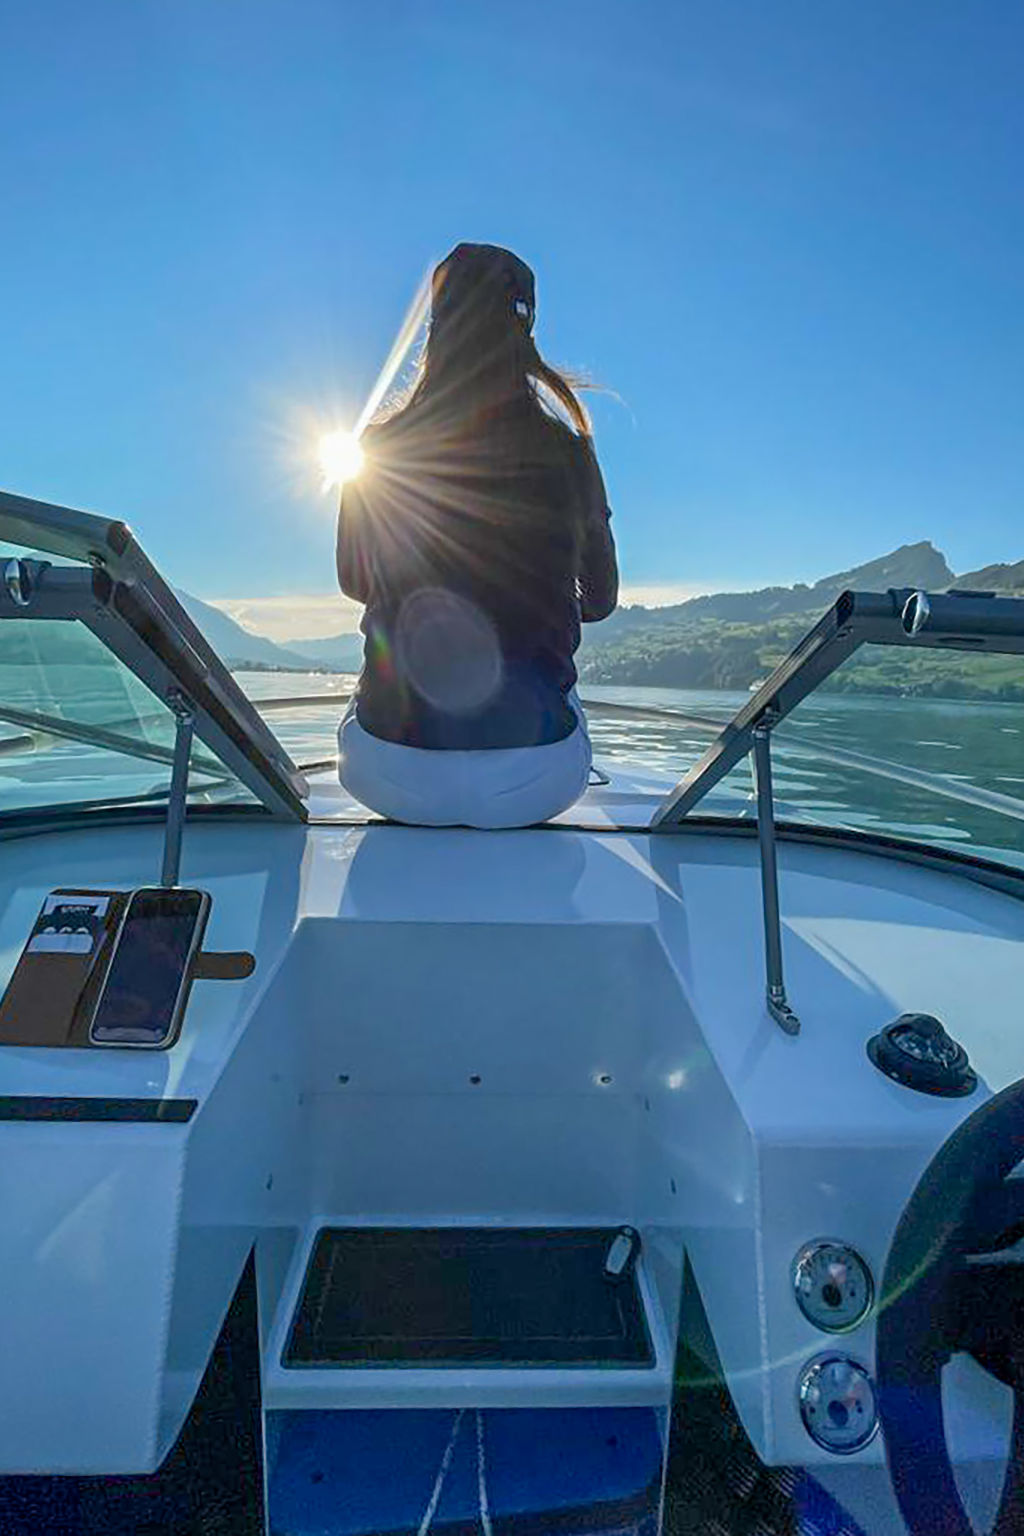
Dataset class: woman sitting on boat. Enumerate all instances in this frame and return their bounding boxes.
[336,241,618,828]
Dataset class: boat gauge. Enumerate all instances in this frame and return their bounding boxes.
[792,1240,873,1333]
[798,1353,878,1454]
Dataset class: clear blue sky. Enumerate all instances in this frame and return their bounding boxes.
[1,1,1022,634]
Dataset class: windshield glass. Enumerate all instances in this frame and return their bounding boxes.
[649,586,1024,868]
[0,614,251,815]
[0,508,306,823]
[771,645,1024,869]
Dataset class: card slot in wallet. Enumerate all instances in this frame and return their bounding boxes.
[0,889,130,1048]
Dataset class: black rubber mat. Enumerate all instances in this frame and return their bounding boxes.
[0,1251,264,1536]
[663,1350,867,1536]
[284,1227,655,1368]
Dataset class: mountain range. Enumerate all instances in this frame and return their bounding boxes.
[173,592,364,673]
[177,541,1024,699]
[575,542,1024,697]
[581,542,1023,640]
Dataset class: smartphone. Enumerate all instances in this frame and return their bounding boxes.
[89,887,210,1048]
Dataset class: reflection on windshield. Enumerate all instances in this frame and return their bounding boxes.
[0,617,245,813]
[774,668,1024,868]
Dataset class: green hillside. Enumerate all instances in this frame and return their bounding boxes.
[579,617,1024,700]
[579,541,1024,700]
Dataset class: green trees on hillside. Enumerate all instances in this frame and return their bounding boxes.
[578,618,1024,700]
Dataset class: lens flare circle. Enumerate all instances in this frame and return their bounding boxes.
[318,429,365,490]
[395,588,503,715]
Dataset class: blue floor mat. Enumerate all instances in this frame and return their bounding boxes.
[267,1405,663,1535]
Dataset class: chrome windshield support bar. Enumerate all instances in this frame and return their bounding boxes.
[752,717,800,1036]
[161,692,194,888]
[652,587,1024,829]
[0,493,309,821]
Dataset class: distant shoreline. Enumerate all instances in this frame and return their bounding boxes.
[228,660,1024,706]
[228,660,351,676]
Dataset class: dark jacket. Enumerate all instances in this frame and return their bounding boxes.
[336,400,618,749]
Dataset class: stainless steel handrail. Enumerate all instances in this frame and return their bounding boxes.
[247,692,355,711]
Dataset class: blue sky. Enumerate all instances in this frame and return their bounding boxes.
[1,1,1022,639]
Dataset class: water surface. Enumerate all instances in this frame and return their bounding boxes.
[236,673,1024,868]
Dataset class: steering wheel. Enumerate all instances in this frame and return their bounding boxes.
[876,1076,1024,1536]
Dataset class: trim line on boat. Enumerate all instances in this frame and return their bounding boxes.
[0,1096,197,1123]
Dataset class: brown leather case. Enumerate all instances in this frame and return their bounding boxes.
[0,889,131,1048]
[0,889,257,1049]
[192,950,256,981]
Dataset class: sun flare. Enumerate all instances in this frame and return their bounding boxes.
[318,429,365,491]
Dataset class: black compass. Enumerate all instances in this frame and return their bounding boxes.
[867,1013,977,1097]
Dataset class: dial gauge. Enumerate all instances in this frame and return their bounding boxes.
[799,1353,878,1454]
[792,1240,873,1333]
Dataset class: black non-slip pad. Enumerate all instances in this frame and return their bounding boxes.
[284,1228,655,1368]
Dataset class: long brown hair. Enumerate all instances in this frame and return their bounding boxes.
[387,243,592,440]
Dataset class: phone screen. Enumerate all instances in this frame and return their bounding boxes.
[90,888,208,1046]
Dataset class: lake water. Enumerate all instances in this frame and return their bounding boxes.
[235,673,1024,869]
[0,653,1020,869]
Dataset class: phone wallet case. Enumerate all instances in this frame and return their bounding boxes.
[0,889,131,1048]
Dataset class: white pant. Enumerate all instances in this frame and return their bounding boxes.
[337,695,592,829]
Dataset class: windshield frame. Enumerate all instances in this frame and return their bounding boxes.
[652,587,1024,832]
[0,489,307,823]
